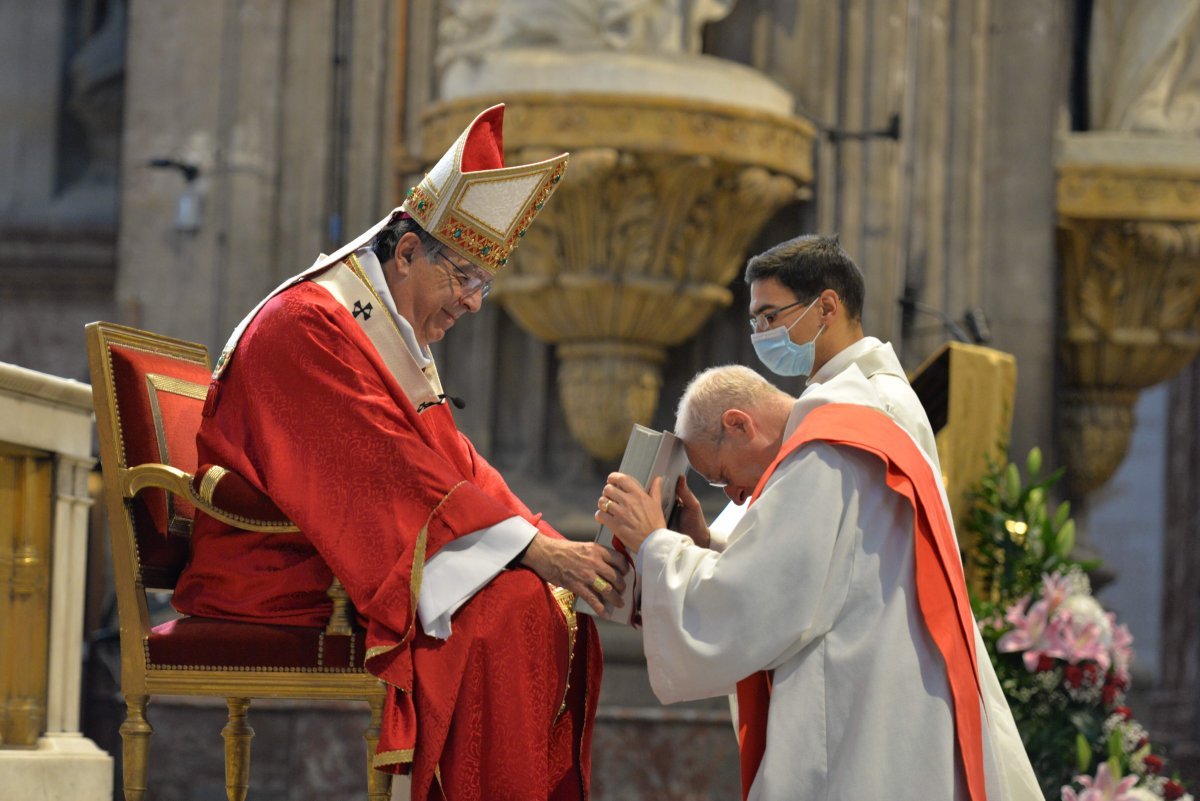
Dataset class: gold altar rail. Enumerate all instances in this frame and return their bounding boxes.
[0,442,53,747]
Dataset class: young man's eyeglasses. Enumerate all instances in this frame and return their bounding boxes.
[748,298,810,332]
[432,250,493,300]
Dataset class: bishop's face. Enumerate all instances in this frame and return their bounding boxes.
[408,246,488,347]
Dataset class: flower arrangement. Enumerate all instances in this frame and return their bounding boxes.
[965,448,1193,801]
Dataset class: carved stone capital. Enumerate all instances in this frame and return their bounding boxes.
[421,93,814,182]
[1057,165,1200,221]
[1058,219,1200,390]
[1056,137,1200,495]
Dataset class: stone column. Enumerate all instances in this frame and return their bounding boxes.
[0,362,112,801]
[707,0,1067,464]
[0,0,120,378]
[1154,360,1200,777]
[116,0,398,355]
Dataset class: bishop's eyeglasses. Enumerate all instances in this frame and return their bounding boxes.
[433,250,493,300]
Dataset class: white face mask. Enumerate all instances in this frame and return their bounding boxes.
[750,298,823,377]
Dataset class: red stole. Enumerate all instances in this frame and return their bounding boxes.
[734,404,985,801]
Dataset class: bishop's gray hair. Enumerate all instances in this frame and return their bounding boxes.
[370,216,445,264]
[674,364,786,444]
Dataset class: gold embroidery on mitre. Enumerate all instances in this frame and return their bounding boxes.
[403,105,568,275]
[432,160,567,274]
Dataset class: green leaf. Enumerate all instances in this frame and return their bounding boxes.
[1108,729,1124,760]
[1005,463,1022,505]
[1056,520,1076,558]
[1027,447,1042,478]
[1029,536,1045,559]
[1054,500,1071,530]
[1076,733,1093,772]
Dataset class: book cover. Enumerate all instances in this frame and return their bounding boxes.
[576,424,689,625]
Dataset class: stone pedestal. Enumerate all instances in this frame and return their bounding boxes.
[589,620,739,799]
[0,734,114,801]
[0,362,113,800]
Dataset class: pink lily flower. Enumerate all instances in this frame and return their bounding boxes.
[1061,763,1139,801]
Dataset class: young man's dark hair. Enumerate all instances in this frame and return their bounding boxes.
[744,234,866,321]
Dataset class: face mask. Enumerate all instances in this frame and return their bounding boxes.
[751,298,823,377]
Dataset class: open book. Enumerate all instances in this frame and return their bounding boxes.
[575,424,690,625]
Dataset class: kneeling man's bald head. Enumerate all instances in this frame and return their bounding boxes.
[674,365,794,504]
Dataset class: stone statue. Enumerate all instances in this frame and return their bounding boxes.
[1089,0,1200,133]
[52,0,126,224]
[437,0,737,69]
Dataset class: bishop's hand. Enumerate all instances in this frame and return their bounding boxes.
[519,533,627,615]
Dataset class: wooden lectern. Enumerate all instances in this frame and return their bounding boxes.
[909,342,1018,557]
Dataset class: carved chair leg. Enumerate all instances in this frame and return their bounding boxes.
[119,694,152,801]
[221,697,254,801]
[365,693,392,801]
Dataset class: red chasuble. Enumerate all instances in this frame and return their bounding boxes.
[735,403,985,801]
[174,280,601,800]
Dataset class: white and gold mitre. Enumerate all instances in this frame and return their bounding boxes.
[404,104,568,274]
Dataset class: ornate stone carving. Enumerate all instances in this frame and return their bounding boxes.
[1057,167,1200,220]
[1056,144,1200,496]
[438,0,735,63]
[421,93,814,179]
[1089,0,1200,134]
[422,96,812,458]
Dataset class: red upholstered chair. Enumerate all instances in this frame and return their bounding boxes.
[85,322,390,801]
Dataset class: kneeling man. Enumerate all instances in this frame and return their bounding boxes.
[597,364,1040,801]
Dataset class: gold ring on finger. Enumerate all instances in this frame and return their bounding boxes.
[592,576,611,593]
[602,498,612,513]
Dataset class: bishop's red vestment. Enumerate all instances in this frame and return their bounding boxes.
[173,262,601,800]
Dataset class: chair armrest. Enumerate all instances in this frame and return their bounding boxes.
[122,464,358,634]
[120,464,300,533]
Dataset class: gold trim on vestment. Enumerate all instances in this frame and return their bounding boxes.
[551,586,578,718]
[372,748,414,767]
[319,254,443,403]
[408,481,466,619]
[347,251,447,397]
[365,643,396,661]
[363,481,465,681]
[346,253,408,348]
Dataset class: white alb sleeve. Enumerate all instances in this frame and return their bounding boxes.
[417,516,538,639]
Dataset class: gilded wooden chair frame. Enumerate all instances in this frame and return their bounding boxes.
[85,321,389,801]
